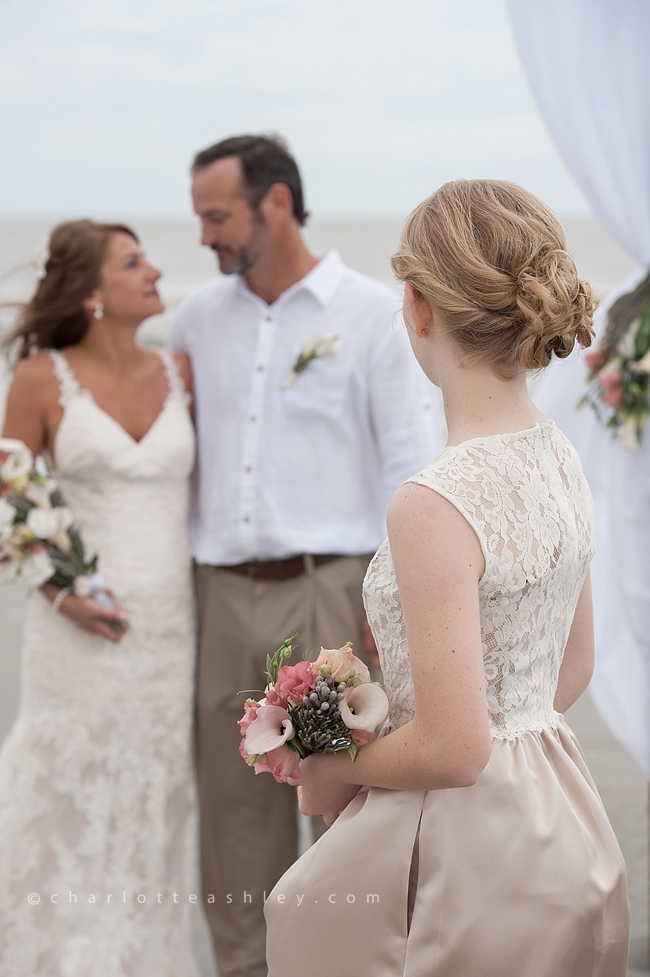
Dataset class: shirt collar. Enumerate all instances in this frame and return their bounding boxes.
[234,249,348,309]
[295,249,348,307]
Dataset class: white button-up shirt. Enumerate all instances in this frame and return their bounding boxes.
[170,250,442,565]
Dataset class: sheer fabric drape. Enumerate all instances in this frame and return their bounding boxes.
[509,0,650,772]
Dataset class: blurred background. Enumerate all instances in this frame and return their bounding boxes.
[0,1,647,974]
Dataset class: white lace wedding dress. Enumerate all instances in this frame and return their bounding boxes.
[0,349,199,977]
[265,422,630,977]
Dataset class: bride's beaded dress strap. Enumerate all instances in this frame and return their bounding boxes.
[158,348,191,406]
[48,349,80,408]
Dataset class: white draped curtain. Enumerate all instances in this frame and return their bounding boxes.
[508,0,650,773]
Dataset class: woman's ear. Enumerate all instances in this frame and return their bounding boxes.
[82,290,102,316]
[404,283,433,338]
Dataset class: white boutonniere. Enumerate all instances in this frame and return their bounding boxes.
[282,334,342,388]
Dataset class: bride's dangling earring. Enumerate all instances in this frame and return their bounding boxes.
[94,303,104,319]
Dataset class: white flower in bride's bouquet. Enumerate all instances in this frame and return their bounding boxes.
[21,548,55,588]
[73,575,94,598]
[0,556,21,584]
[26,505,73,552]
[244,704,296,755]
[0,498,17,540]
[0,439,34,490]
[282,334,342,388]
[24,479,56,510]
[338,683,389,732]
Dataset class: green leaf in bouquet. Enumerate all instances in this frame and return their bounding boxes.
[5,494,33,522]
[265,633,298,687]
[108,618,129,636]
[246,753,266,767]
[634,302,650,359]
[49,488,65,508]
[347,740,358,762]
[68,527,85,562]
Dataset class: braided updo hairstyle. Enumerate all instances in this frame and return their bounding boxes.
[391,180,596,378]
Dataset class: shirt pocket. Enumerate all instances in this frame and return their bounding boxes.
[281,356,350,420]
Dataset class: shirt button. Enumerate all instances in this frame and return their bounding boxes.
[265,314,272,322]
[244,465,252,473]
[257,365,264,372]
[243,516,250,523]
[249,414,256,422]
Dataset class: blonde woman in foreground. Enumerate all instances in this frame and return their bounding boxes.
[264,181,630,976]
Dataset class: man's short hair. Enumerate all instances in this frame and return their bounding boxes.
[192,134,309,226]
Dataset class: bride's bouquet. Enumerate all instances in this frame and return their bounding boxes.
[0,438,126,631]
[238,636,389,783]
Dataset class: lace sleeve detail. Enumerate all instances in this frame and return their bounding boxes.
[48,350,79,409]
[158,348,192,407]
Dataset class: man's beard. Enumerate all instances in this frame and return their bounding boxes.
[213,215,266,275]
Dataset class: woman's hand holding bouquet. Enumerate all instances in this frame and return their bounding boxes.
[239,636,389,823]
[0,438,128,641]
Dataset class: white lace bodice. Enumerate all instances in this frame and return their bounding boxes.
[363,423,595,740]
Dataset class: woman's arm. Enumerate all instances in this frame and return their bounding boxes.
[3,355,128,642]
[292,482,492,820]
[553,572,594,714]
[2,355,57,454]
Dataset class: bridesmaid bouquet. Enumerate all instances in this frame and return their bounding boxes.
[238,636,389,783]
[0,439,126,631]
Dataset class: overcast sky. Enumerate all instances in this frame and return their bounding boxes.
[0,0,589,220]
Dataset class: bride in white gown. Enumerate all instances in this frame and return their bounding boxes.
[0,220,199,976]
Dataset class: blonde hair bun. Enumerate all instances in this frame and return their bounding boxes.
[391,180,596,377]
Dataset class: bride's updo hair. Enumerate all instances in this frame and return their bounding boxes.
[5,219,138,360]
[391,180,596,377]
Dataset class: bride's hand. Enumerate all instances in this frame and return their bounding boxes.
[288,753,361,826]
[43,585,129,643]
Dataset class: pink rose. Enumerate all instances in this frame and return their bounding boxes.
[253,745,301,783]
[266,660,316,707]
[351,729,376,747]
[238,698,261,738]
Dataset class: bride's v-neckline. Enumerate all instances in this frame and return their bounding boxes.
[53,349,174,450]
[82,388,172,446]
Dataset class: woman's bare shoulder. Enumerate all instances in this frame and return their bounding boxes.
[9,353,59,399]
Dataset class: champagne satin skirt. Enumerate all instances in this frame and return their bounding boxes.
[265,719,629,976]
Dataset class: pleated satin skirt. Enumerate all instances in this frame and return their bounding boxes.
[264,719,629,976]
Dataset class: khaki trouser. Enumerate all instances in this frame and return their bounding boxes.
[194,554,374,977]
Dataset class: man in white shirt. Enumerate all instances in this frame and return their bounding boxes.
[171,134,440,977]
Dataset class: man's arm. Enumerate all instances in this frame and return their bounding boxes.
[368,307,444,510]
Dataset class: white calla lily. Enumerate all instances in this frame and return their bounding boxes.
[244,704,295,755]
[339,683,389,732]
[0,439,34,486]
[0,498,17,538]
[283,334,342,388]
[26,506,73,551]
[24,479,56,510]
[21,549,55,588]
